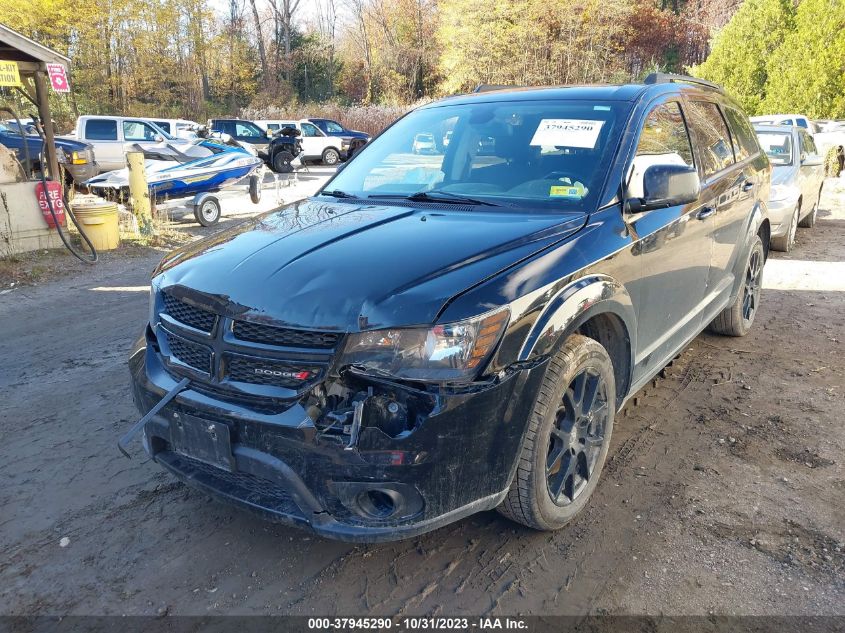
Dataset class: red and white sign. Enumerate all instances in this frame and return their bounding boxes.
[46,63,70,93]
[36,181,66,228]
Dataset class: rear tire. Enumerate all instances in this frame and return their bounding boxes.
[322,148,340,166]
[498,334,616,531]
[249,174,262,204]
[272,150,294,173]
[798,199,817,228]
[708,235,764,336]
[771,205,798,252]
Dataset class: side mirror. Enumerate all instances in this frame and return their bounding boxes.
[628,164,700,212]
[154,134,164,142]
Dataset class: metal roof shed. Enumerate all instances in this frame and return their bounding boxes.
[0,23,71,179]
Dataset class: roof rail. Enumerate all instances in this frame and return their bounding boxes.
[473,84,519,93]
[643,73,723,92]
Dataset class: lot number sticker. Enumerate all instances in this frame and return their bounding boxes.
[0,60,22,87]
[530,119,604,149]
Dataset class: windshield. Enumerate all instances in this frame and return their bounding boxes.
[323,100,627,211]
[757,131,793,166]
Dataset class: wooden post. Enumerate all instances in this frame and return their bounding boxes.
[32,68,61,181]
[126,151,154,235]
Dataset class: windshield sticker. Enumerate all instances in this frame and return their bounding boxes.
[530,119,604,149]
[550,181,587,199]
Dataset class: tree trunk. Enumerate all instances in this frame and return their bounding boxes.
[248,0,269,85]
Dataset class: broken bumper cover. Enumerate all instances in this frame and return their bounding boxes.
[129,334,547,542]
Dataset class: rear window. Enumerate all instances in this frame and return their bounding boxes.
[85,119,118,141]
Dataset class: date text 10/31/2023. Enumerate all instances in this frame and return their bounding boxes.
[307,617,529,630]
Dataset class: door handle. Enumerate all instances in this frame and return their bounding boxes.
[742,180,754,191]
[696,206,715,220]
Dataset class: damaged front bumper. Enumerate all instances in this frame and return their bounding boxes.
[129,331,547,542]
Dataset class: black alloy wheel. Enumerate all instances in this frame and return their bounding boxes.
[742,246,763,326]
[546,368,609,506]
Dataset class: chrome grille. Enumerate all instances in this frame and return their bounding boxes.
[164,330,212,374]
[162,292,217,332]
[232,320,340,349]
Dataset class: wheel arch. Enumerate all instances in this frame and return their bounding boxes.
[518,275,636,409]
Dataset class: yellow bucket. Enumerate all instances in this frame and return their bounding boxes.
[72,201,120,251]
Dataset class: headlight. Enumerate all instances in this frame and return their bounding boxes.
[71,150,88,165]
[769,184,797,202]
[338,308,510,382]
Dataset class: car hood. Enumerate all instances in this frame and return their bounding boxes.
[155,199,586,331]
[771,164,798,186]
[336,130,369,139]
[3,132,89,151]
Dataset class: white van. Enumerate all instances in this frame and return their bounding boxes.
[256,119,347,165]
[72,115,190,173]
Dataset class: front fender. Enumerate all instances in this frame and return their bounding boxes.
[518,275,636,379]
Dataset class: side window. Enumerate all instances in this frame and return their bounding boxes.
[153,121,171,134]
[324,120,345,133]
[301,122,320,137]
[796,119,808,129]
[799,130,818,156]
[85,119,118,141]
[686,101,736,178]
[235,122,263,138]
[628,102,694,199]
[723,108,760,161]
[123,121,159,141]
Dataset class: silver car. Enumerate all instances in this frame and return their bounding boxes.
[754,124,825,252]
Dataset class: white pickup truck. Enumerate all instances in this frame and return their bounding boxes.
[256,119,347,165]
[69,115,186,174]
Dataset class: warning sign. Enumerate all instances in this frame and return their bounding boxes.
[47,63,70,93]
[0,60,22,87]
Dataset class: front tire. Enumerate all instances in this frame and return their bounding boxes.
[771,205,798,252]
[498,334,616,531]
[708,235,764,336]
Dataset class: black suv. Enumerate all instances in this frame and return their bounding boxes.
[129,75,770,541]
[208,118,301,173]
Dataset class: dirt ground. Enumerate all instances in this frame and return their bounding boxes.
[1,179,843,618]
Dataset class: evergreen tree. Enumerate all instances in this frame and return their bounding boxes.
[762,0,845,118]
[692,0,795,114]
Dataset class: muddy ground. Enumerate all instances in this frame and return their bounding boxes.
[1,180,843,617]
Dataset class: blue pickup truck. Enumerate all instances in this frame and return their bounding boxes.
[0,122,97,182]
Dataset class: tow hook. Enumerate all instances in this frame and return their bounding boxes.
[118,377,190,458]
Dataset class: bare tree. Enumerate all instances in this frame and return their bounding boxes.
[247,0,269,84]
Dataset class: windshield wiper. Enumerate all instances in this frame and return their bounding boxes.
[321,189,358,199]
[369,190,500,207]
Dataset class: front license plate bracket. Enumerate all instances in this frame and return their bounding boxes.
[170,415,236,472]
